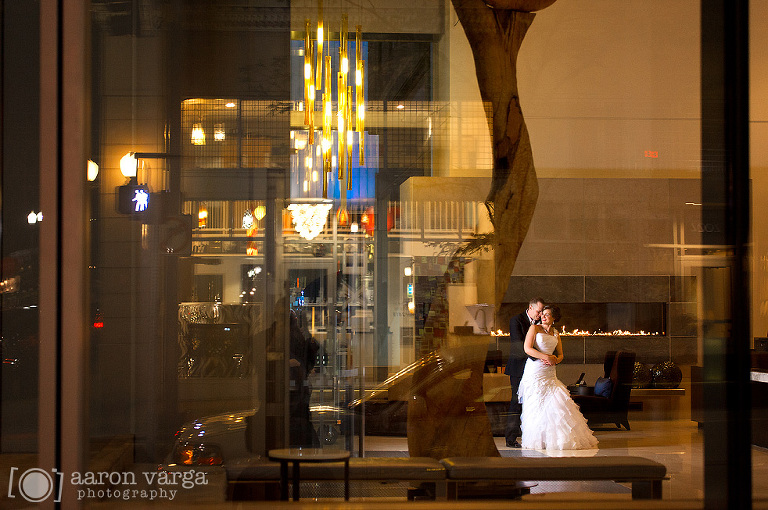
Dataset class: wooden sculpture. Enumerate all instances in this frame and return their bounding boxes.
[408,0,558,460]
[451,0,558,318]
[407,338,500,458]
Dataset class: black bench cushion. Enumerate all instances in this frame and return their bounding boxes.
[228,457,445,481]
[440,456,666,481]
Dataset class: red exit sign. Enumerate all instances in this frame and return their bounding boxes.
[644,150,659,158]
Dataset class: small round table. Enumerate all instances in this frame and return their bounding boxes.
[268,448,351,501]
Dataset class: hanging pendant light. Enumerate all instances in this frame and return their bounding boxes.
[337,207,349,226]
[356,25,365,166]
[304,19,315,145]
[214,123,225,141]
[254,205,267,221]
[316,0,324,90]
[300,3,366,199]
[191,123,206,145]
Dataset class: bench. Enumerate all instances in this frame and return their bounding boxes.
[227,455,665,501]
[226,457,447,500]
[440,455,666,500]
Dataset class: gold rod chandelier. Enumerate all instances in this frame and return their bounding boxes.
[303,2,365,199]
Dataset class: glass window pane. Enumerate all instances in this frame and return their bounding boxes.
[11,0,762,505]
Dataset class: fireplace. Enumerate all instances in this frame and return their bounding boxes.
[502,302,666,336]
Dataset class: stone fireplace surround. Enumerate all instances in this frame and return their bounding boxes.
[498,275,697,366]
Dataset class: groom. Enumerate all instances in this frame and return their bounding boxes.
[504,297,545,448]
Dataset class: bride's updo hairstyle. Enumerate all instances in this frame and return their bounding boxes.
[543,305,561,323]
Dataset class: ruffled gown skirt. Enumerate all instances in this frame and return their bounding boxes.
[518,359,599,450]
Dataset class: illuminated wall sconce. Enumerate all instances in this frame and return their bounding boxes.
[120,152,137,179]
[350,222,359,233]
[87,159,99,181]
[408,301,415,314]
[404,266,412,277]
[27,211,43,224]
[214,123,225,142]
[191,123,206,145]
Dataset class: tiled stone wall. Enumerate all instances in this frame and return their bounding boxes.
[497,178,701,367]
[502,275,697,365]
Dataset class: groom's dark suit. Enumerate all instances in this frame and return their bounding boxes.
[504,309,537,445]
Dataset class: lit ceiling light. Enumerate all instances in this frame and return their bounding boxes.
[27,211,38,224]
[120,152,137,178]
[191,123,206,145]
[225,102,236,108]
[87,159,99,181]
[396,104,405,110]
[350,222,359,233]
[287,202,333,240]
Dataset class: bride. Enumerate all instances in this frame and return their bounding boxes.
[518,305,598,450]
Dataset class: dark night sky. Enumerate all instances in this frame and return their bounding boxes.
[2,0,41,257]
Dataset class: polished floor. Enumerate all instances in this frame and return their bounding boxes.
[362,418,767,503]
[3,419,768,508]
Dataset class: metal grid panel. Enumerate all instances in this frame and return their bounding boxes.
[241,100,291,169]
[181,98,240,168]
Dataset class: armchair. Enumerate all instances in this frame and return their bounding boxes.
[572,350,636,430]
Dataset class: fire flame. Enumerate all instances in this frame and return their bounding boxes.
[490,328,660,337]
[560,327,660,336]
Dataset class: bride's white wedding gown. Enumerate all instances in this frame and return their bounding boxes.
[518,330,599,450]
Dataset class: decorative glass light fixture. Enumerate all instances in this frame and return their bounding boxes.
[336,207,349,226]
[302,4,366,198]
[198,205,208,228]
[242,209,254,229]
[288,201,333,240]
[304,19,315,145]
[246,222,259,255]
[254,205,267,221]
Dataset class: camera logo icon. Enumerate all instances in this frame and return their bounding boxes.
[7,467,63,503]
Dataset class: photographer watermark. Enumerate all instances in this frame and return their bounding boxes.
[7,466,209,503]
[7,467,64,503]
